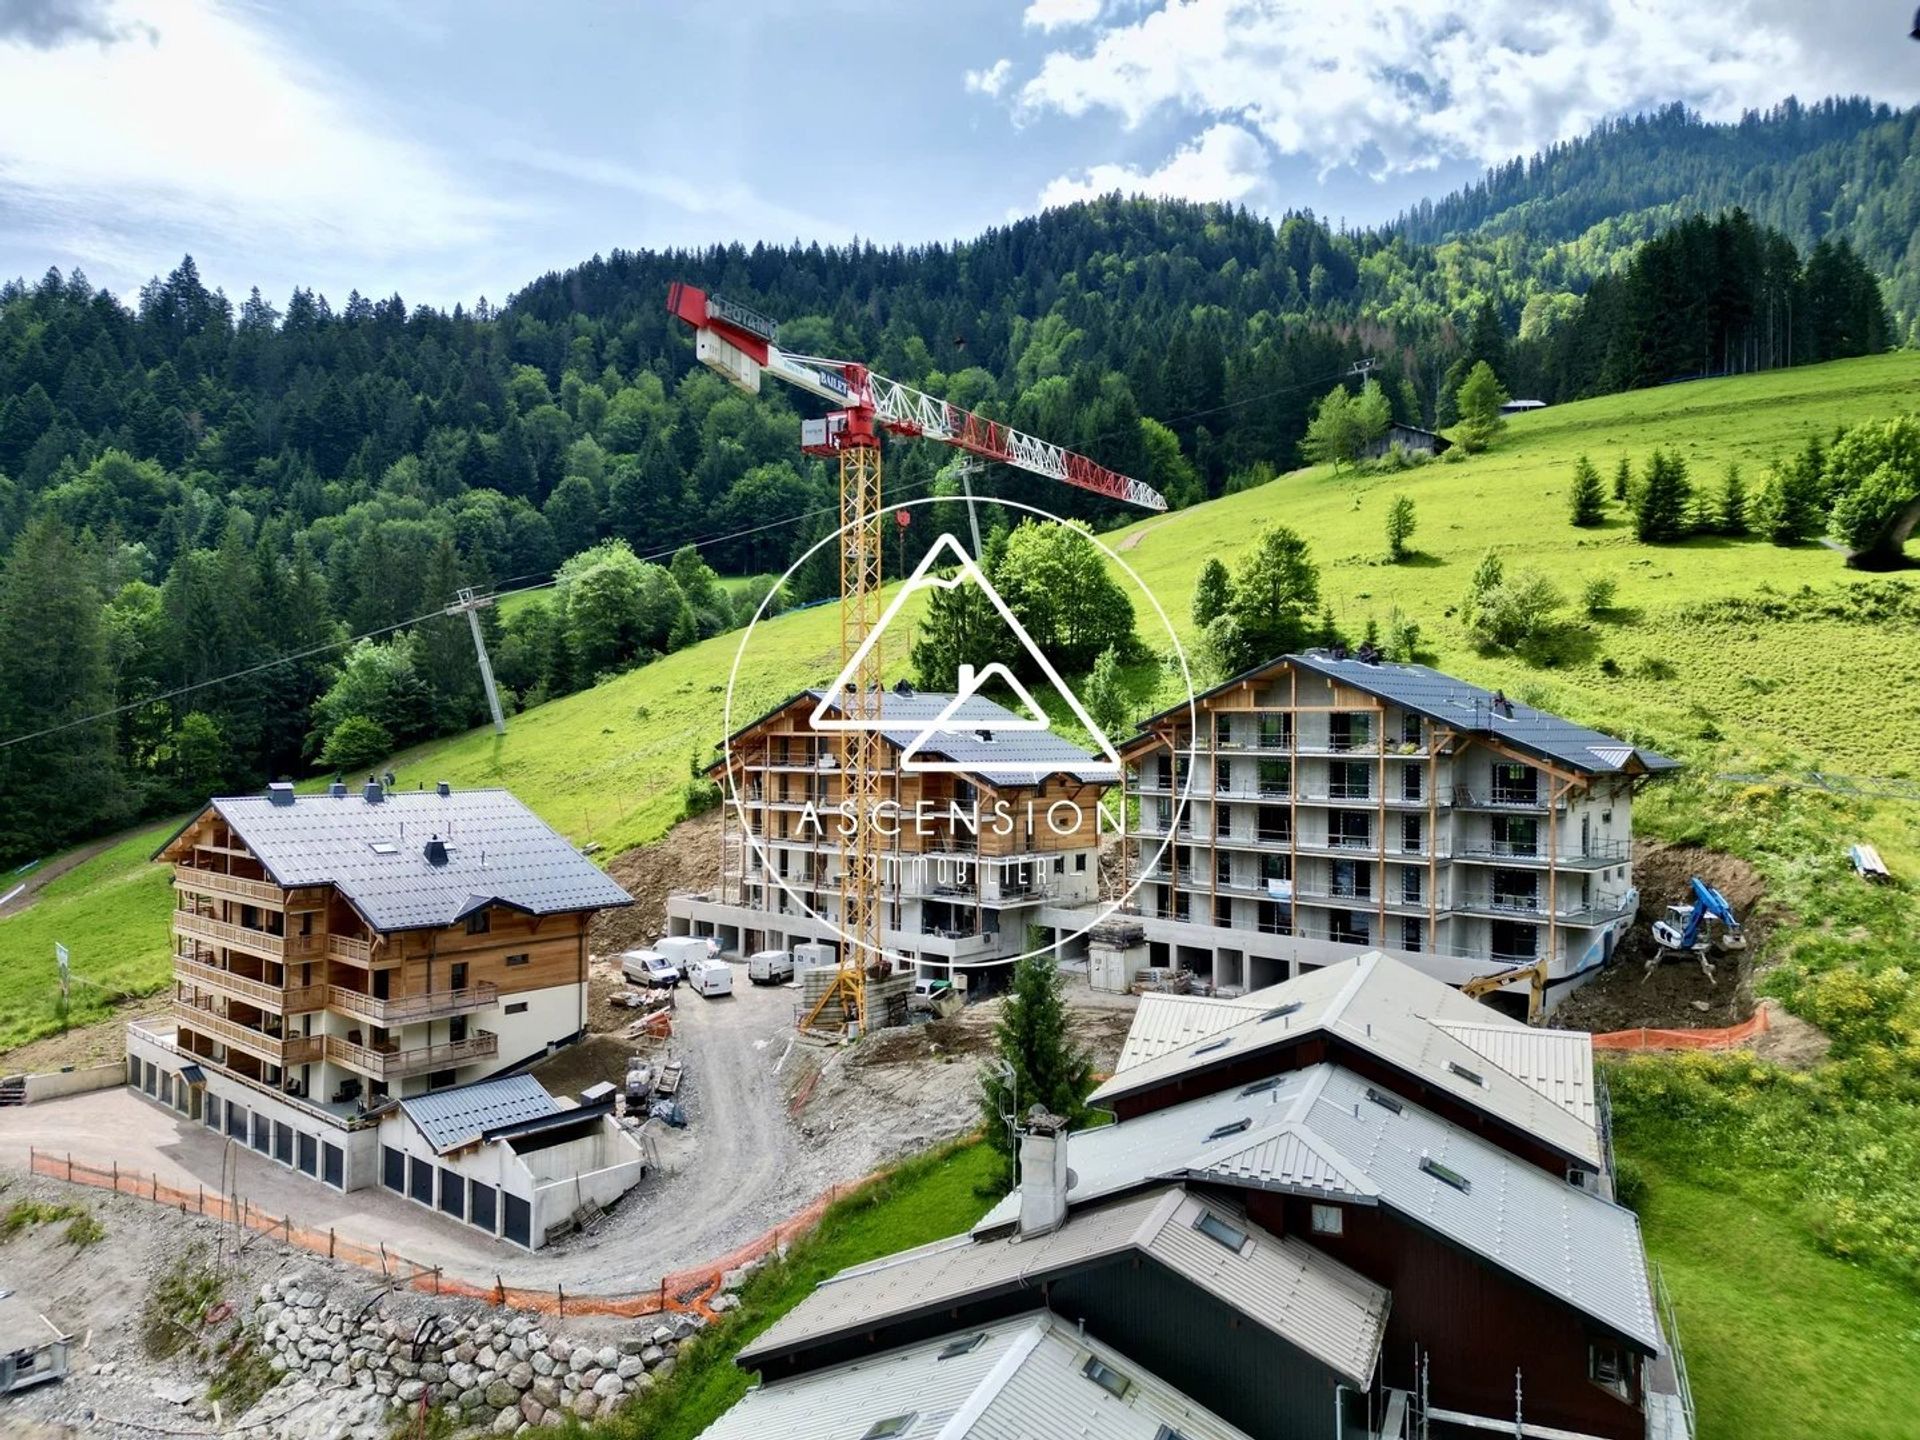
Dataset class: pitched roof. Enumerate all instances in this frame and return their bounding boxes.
[704,1312,1257,1440]
[742,1186,1390,1387]
[1091,952,1603,1168]
[159,787,632,933]
[723,688,1116,788]
[398,1074,558,1154]
[1126,652,1678,777]
[986,1065,1659,1352]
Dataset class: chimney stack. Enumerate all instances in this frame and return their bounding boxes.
[424,835,449,866]
[328,780,347,798]
[266,781,295,807]
[436,780,451,798]
[1017,1106,1073,1240]
[364,777,384,804]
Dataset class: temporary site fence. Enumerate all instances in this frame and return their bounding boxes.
[29,1147,884,1321]
[1590,1007,1769,1052]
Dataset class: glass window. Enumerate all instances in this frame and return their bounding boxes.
[1311,1203,1344,1235]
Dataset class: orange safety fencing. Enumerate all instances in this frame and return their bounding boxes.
[1591,1006,1769,1052]
[29,1147,884,1321]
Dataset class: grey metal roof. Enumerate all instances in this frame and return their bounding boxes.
[398,1074,558,1154]
[1091,952,1603,1168]
[1286,652,1680,775]
[166,787,633,933]
[1127,652,1678,777]
[705,1312,1257,1440]
[996,1064,1660,1352]
[743,1185,1389,1387]
[726,689,1115,787]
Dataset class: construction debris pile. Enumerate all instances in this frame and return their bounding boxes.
[250,1273,703,1429]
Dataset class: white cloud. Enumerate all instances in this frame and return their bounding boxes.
[499,144,852,246]
[965,57,1014,96]
[0,0,499,291]
[1037,122,1273,209]
[1009,0,1914,178]
[1023,0,1103,32]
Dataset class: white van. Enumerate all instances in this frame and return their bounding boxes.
[655,935,718,971]
[748,949,795,985]
[685,958,735,997]
[620,950,680,988]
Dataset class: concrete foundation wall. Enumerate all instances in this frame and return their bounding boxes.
[18,1063,124,1104]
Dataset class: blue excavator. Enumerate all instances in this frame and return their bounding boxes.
[1648,877,1745,981]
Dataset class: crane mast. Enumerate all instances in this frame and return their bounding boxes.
[667,284,1165,1035]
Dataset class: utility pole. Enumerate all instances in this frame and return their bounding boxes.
[447,587,506,735]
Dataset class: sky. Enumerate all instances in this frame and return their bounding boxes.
[0,0,1915,310]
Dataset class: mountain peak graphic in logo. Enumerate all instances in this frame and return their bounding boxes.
[809,531,1124,781]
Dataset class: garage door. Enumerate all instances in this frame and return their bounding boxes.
[275,1122,294,1165]
[409,1156,433,1206]
[469,1182,497,1235]
[226,1103,248,1141]
[438,1170,465,1220]
[503,1193,531,1248]
[297,1132,317,1176]
[322,1143,344,1189]
[382,1146,405,1193]
[204,1096,221,1131]
[252,1114,270,1154]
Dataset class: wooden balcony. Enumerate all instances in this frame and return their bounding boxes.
[325,983,499,1026]
[172,1002,324,1068]
[172,910,324,963]
[323,1030,498,1081]
[326,933,376,966]
[172,955,326,1013]
[172,865,286,907]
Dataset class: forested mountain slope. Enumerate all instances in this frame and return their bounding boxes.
[1395,98,1920,340]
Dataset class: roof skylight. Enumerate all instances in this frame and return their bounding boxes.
[1192,1037,1231,1057]
[1420,1154,1472,1193]
[1193,1210,1249,1253]
[1206,1116,1252,1142]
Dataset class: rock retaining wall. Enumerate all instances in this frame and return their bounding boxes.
[251,1271,702,1433]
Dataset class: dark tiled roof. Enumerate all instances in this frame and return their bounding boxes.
[1130,653,1678,777]
[725,689,1116,787]
[166,787,632,933]
[1286,653,1680,775]
[400,1074,559,1154]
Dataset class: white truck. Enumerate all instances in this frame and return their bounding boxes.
[620,950,681,988]
[685,958,735,997]
[654,935,718,972]
[747,948,796,985]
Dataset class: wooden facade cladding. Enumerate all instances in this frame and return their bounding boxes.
[1247,1190,1646,1440]
[160,805,595,1095]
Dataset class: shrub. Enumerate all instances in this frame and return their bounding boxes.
[1612,1156,1648,1214]
[318,713,393,773]
[1582,576,1618,617]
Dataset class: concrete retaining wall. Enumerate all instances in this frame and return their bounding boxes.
[16,1063,125,1104]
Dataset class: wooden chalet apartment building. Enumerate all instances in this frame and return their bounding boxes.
[1119,651,1678,1010]
[126,778,632,1200]
[694,953,1695,1440]
[668,685,1114,985]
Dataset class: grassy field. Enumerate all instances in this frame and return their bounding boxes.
[1635,1157,1920,1440]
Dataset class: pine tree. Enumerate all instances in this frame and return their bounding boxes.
[1568,455,1607,526]
[1384,493,1418,560]
[979,953,1093,1186]
[0,518,121,861]
[1454,362,1510,452]
[1718,463,1749,536]
[1635,449,1694,542]
[1190,557,1230,629]
[1612,456,1632,502]
[415,539,482,731]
